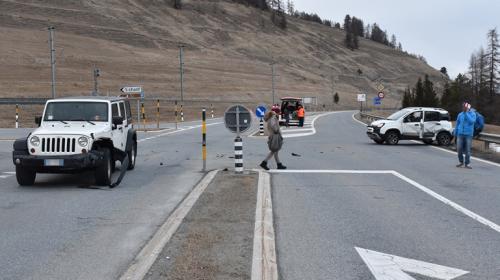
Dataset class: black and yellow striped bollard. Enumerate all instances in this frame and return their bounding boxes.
[202,108,207,171]
[141,102,146,130]
[156,99,160,129]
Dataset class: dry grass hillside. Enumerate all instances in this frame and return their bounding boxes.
[0,0,446,108]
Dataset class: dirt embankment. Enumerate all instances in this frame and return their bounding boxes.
[0,0,444,110]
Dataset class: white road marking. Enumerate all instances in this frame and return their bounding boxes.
[391,170,500,233]
[251,170,278,280]
[119,170,219,280]
[355,247,469,280]
[270,169,394,174]
[0,172,15,179]
[270,169,500,234]
[137,122,223,143]
[282,112,339,138]
[350,112,500,168]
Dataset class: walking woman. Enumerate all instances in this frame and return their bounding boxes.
[260,111,287,170]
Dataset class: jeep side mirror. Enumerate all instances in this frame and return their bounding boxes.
[112,116,124,127]
[35,116,42,126]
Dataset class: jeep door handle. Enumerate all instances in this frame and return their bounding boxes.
[414,124,419,127]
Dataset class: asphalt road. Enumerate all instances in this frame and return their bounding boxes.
[0,118,247,280]
[271,111,500,279]
[2,111,500,279]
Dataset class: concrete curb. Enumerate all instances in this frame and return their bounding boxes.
[251,170,278,280]
[119,170,219,280]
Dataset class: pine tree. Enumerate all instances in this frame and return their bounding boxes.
[414,78,424,106]
[334,93,339,104]
[390,34,397,48]
[397,42,403,51]
[343,15,351,31]
[423,75,439,106]
[402,87,413,108]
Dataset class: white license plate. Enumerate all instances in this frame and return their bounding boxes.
[44,159,64,167]
[367,127,374,133]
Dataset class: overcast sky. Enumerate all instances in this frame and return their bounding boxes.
[292,0,500,78]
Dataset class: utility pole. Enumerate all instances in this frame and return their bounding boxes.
[271,62,276,105]
[179,44,185,103]
[48,26,56,99]
[93,66,100,96]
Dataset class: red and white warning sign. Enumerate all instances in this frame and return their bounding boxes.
[378,92,385,99]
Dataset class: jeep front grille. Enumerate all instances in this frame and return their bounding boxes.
[41,137,76,153]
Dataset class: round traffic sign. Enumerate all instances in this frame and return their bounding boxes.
[255,105,267,118]
[224,105,252,134]
[378,92,385,99]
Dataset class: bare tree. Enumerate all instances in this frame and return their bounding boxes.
[485,28,499,95]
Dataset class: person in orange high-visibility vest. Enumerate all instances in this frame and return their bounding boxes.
[297,105,305,127]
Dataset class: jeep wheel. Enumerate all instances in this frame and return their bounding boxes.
[373,139,384,144]
[437,132,452,146]
[385,131,400,145]
[423,139,433,145]
[95,148,112,186]
[16,165,36,186]
[127,141,137,170]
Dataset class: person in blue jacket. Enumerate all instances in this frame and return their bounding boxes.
[454,102,476,169]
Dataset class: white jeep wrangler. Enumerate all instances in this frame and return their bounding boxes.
[12,97,137,186]
[366,107,453,146]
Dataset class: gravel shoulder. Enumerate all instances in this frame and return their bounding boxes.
[144,170,258,280]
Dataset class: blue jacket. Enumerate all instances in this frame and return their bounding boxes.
[455,111,477,137]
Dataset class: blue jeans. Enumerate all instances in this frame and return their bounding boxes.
[457,135,472,165]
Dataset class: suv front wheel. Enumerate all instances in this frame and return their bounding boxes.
[95,148,112,186]
[385,131,400,145]
[16,165,36,186]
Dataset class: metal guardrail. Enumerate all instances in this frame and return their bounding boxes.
[358,112,500,148]
[0,98,49,105]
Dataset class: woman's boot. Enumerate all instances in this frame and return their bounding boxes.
[260,161,270,171]
[277,162,287,169]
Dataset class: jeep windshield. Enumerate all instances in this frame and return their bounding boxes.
[387,109,411,120]
[43,102,108,122]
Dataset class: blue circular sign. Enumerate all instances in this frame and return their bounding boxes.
[256,105,267,118]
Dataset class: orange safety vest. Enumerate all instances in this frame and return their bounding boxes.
[297,108,305,118]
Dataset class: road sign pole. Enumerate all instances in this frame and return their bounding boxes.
[259,118,264,136]
[235,106,243,173]
[48,26,56,99]
[202,108,207,172]
[136,99,140,129]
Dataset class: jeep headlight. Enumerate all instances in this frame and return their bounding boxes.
[375,123,385,128]
[30,136,40,147]
[78,136,89,147]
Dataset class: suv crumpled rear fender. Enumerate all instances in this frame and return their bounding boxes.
[125,129,137,152]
